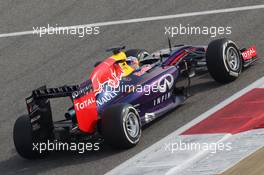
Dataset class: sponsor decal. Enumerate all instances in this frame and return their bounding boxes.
[72,81,92,99]
[242,46,257,60]
[74,97,96,111]
[134,65,152,76]
[96,91,118,106]
[72,87,90,99]
[73,92,98,133]
[144,113,156,123]
[92,64,124,96]
[157,74,174,93]
[94,71,122,95]
[74,91,118,110]
[123,77,132,81]
[72,91,79,99]
[153,92,172,106]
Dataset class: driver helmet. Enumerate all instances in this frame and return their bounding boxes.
[127,56,140,70]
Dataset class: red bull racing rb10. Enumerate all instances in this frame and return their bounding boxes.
[13,38,258,159]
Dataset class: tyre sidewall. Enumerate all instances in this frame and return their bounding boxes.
[222,40,242,76]
[122,106,141,144]
[101,104,141,148]
[206,38,242,83]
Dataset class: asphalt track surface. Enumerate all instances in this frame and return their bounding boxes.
[0,0,263,175]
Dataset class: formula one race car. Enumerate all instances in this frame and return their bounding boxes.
[13,38,257,158]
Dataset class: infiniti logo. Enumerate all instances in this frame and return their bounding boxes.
[157,74,174,93]
[72,91,79,99]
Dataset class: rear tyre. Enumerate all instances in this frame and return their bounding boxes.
[13,115,49,159]
[101,104,141,149]
[206,38,242,84]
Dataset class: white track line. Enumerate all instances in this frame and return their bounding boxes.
[0,4,264,38]
[106,76,264,175]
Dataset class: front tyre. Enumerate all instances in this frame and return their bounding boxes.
[101,104,141,149]
[206,38,242,84]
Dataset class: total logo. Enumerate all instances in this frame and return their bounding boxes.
[74,97,95,111]
[74,91,118,111]
[242,46,257,60]
[157,74,174,93]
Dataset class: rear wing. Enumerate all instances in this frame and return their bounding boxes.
[25,85,78,133]
[26,85,78,114]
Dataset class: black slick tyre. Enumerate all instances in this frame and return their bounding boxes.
[206,38,242,84]
[101,104,141,149]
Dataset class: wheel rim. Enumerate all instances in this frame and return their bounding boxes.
[226,47,240,71]
[125,112,140,138]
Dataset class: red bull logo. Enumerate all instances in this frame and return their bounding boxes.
[90,58,124,96]
[73,57,124,133]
